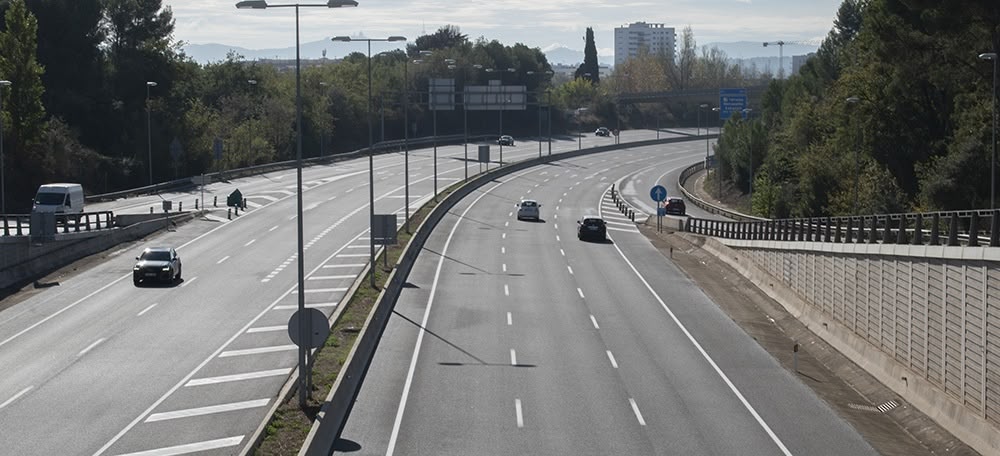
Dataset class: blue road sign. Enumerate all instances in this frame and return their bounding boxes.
[650,185,667,202]
[719,88,748,120]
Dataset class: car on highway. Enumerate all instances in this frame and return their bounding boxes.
[595,127,611,137]
[516,199,541,221]
[577,217,607,241]
[664,197,686,215]
[498,135,515,146]
[133,247,182,286]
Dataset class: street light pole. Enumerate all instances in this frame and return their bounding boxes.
[981,52,998,209]
[332,34,407,288]
[846,97,861,215]
[546,89,552,155]
[0,80,10,214]
[742,108,753,205]
[238,0,358,410]
[146,81,157,186]
[712,106,721,197]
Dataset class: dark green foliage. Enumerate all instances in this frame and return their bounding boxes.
[575,28,600,84]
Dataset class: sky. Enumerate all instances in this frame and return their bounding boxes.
[168,0,843,56]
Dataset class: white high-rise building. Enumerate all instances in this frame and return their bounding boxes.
[614,22,676,67]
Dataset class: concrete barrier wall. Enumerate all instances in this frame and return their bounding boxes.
[700,236,1000,454]
[0,213,195,290]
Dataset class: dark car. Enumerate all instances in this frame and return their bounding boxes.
[664,197,686,215]
[595,127,611,137]
[498,135,515,146]
[133,247,182,286]
[577,217,607,241]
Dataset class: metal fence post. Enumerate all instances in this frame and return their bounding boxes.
[845,217,854,243]
[947,213,960,246]
[870,216,879,244]
[883,215,893,244]
[834,218,842,243]
[992,210,1000,247]
[913,213,924,245]
[896,216,907,244]
[968,211,980,247]
[930,213,940,245]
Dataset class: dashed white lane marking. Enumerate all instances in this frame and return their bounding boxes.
[308,275,355,280]
[556,205,560,210]
[180,277,198,287]
[607,351,619,368]
[505,221,509,227]
[560,249,565,256]
[292,288,347,293]
[526,189,532,194]
[0,386,33,410]
[105,436,245,456]
[507,312,512,326]
[629,398,647,426]
[515,399,524,428]
[510,349,518,366]
[534,183,539,187]
[508,211,513,217]
[323,263,365,268]
[554,214,558,219]
[145,399,269,423]
[244,239,256,247]
[590,315,600,329]
[288,215,296,220]
[556,235,561,242]
[273,302,337,310]
[567,266,574,275]
[562,192,567,197]
[78,338,106,357]
[268,225,279,232]
[501,247,506,254]
[554,223,558,229]
[219,345,297,358]
[185,368,291,387]
[328,196,338,201]
[577,288,585,299]
[246,326,284,333]
[502,233,507,239]
[504,284,510,296]
[502,264,507,273]
[216,256,230,264]
[137,304,158,317]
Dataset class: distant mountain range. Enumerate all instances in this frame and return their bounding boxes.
[182,40,819,68]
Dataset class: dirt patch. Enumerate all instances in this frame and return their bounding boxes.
[638,223,978,456]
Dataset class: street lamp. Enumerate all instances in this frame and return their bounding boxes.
[846,97,862,215]
[742,108,753,205]
[146,81,157,186]
[712,106,721,198]
[237,0,358,410]
[411,55,443,200]
[487,67,516,165]
[981,52,998,209]
[527,70,553,157]
[0,80,10,214]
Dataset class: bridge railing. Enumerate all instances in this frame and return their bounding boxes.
[1,211,116,237]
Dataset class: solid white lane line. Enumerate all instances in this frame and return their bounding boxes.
[577,288,585,299]
[605,220,636,227]
[292,288,347,293]
[244,239,256,247]
[217,256,230,264]
[0,386,33,410]
[502,264,507,273]
[339,254,370,258]
[246,326,285,333]
[78,338,106,357]
[560,249,565,256]
[103,436,245,456]
[308,275,355,280]
[606,226,640,233]
[137,304,158,316]
[590,315,600,329]
[345,245,368,249]
[510,349,517,366]
[273,302,338,310]
[567,265,574,275]
[629,398,647,426]
[507,312,512,326]
[145,399,269,423]
[607,351,619,368]
[218,345,297,358]
[323,263,365,268]
[180,277,198,287]
[515,399,524,428]
[185,369,291,387]
[504,284,510,296]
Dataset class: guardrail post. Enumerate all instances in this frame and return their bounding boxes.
[228,208,232,220]
[912,214,924,245]
[870,216,879,244]
[947,213,959,246]
[857,217,867,243]
[179,202,183,212]
[214,196,218,207]
[930,213,940,245]
[968,212,980,247]
[834,218,842,243]
[789,219,797,241]
[149,207,153,214]
[992,210,1000,247]
[195,199,199,210]
[883,215,893,244]
[16,216,24,236]
[2,216,8,236]
[897,216,907,244]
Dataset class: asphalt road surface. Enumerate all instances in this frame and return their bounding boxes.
[0,129,697,456]
[338,143,877,455]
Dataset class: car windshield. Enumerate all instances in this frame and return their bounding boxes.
[583,219,603,226]
[34,192,65,205]
[521,201,536,207]
[140,251,171,261]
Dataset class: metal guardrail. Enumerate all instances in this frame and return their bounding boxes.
[1,211,115,237]
[676,160,765,222]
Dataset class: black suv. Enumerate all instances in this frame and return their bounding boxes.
[133,247,182,286]
[577,217,607,241]
[664,197,686,215]
[595,127,611,137]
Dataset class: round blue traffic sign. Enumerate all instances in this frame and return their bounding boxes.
[650,185,667,202]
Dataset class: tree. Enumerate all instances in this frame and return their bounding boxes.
[575,27,600,84]
[407,25,469,56]
[0,0,46,151]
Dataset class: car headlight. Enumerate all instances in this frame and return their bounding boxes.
[133,266,140,271]
[162,267,171,271]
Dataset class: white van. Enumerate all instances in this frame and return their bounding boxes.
[32,183,85,215]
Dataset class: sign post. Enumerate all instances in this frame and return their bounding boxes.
[650,185,667,233]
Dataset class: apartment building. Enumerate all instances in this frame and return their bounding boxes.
[614,22,676,67]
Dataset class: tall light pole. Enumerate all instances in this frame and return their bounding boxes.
[146,81,157,186]
[237,0,358,410]
[0,80,10,214]
[527,70,553,157]
[742,108,753,205]
[332,34,407,288]
[981,52,998,209]
[846,97,862,215]
[487,67,515,166]
[700,103,711,167]
[411,55,443,200]
[712,106,721,198]
[546,89,553,155]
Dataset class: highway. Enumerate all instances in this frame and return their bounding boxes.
[338,143,877,455]
[0,129,697,456]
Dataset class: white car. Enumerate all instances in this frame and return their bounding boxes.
[516,200,541,221]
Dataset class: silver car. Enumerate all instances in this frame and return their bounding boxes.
[517,200,541,220]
